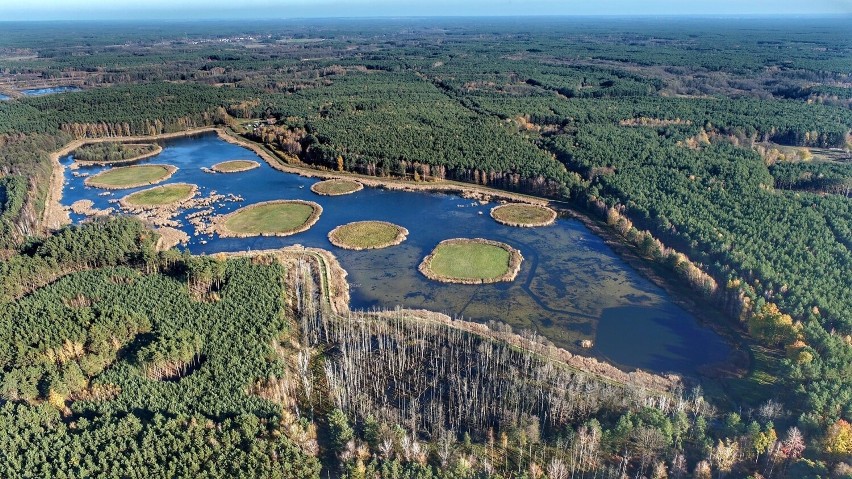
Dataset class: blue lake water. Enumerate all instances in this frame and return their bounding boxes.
[20,86,81,96]
[0,94,9,101]
[60,133,731,375]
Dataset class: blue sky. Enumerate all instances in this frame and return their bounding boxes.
[1,0,851,21]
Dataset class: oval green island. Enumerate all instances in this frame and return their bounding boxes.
[120,183,197,208]
[214,200,322,238]
[310,179,363,196]
[328,221,409,250]
[84,164,177,190]
[419,238,523,284]
[490,203,557,227]
[210,159,260,173]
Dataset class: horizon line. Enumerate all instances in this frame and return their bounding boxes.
[2,13,851,23]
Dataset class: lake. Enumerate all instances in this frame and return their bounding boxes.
[60,132,731,375]
[20,85,81,96]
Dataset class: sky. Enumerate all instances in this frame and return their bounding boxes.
[1,0,851,21]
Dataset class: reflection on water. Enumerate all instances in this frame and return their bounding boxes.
[60,133,730,374]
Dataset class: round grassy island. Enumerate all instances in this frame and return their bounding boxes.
[84,164,177,190]
[490,203,557,227]
[419,238,523,284]
[119,183,198,209]
[328,221,409,250]
[212,200,322,238]
[210,159,261,173]
[310,179,364,196]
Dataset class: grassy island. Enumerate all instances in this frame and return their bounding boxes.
[328,221,408,250]
[120,183,197,208]
[310,179,364,196]
[210,159,260,173]
[213,200,322,237]
[84,164,177,190]
[490,203,557,227]
[73,142,162,165]
[419,238,523,284]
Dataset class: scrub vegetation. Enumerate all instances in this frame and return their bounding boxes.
[73,141,161,164]
[0,17,850,478]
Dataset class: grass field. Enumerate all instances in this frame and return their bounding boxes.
[121,183,196,207]
[424,239,513,281]
[491,203,556,227]
[328,221,407,249]
[310,179,363,196]
[221,200,321,236]
[85,164,175,189]
[211,160,260,173]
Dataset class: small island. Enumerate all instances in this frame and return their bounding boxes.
[212,200,322,238]
[310,179,364,196]
[73,142,162,165]
[419,238,523,284]
[490,203,557,227]
[328,221,409,250]
[119,183,198,209]
[210,159,261,173]
[84,164,177,190]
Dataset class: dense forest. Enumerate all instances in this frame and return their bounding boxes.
[1,17,851,478]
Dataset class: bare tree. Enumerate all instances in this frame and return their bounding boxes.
[547,457,569,479]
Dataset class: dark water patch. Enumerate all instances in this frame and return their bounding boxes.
[594,306,730,373]
[60,133,731,375]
